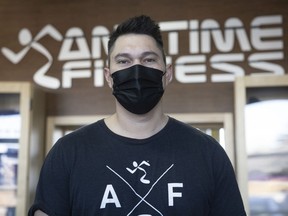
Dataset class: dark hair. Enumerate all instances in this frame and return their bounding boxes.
[108,15,166,64]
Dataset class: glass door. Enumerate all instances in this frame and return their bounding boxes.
[235,75,288,216]
[245,91,288,216]
[0,94,20,216]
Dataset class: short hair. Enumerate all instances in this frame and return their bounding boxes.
[107,15,166,64]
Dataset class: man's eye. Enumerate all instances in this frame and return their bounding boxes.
[144,58,156,63]
[117,59,129,64]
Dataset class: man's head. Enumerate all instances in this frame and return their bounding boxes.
[105,15,173,115]
[107,15,166,65]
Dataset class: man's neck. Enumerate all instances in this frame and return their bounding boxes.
[104,105,168,139]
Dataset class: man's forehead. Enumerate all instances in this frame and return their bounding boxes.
[114,34,157,47]
[111,34,160,55]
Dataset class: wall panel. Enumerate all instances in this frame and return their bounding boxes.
[0,0,287,116]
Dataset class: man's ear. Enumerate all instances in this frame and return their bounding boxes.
[164,64,173,87]
[104,67,113,88]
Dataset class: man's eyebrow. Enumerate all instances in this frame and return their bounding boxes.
[113,51,160,60]
[114,53,131,60]
[141,51,160,58]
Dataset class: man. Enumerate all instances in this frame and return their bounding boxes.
[29,15,246,215]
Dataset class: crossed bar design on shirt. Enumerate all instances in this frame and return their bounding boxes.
[106,164,174,216]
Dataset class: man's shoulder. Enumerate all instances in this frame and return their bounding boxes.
[168,116,220,147]
[65,119,104,137]
[168,117,203,135]
[53,119,105,147]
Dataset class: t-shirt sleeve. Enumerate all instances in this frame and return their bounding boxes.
[209,141,247,216]
[28,138,72,216]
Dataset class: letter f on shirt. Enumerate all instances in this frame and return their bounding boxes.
[168,183,183,206]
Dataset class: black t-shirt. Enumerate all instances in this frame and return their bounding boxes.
[29,117,246,216]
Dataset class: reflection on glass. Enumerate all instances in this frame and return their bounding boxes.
[245,99,288,216]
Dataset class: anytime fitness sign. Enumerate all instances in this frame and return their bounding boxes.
[1,15,285,89]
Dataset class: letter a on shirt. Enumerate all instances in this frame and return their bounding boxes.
[100,184,121,209]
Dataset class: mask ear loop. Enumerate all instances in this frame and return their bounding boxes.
[162,71,167,76]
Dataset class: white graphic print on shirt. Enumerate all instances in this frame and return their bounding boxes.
[100,161,183,216]
[126,161,151,184]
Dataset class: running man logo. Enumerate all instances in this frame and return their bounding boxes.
[126,161,151,184]
[1,15,285,89]
[1,25,63,89]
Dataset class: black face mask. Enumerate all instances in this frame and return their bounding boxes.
[111,64,165,114]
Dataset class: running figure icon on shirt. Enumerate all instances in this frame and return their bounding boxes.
[126,161,151,184]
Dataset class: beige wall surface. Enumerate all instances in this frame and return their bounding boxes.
[0,0,287,115]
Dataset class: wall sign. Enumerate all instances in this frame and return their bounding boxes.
[1,15,285,90]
